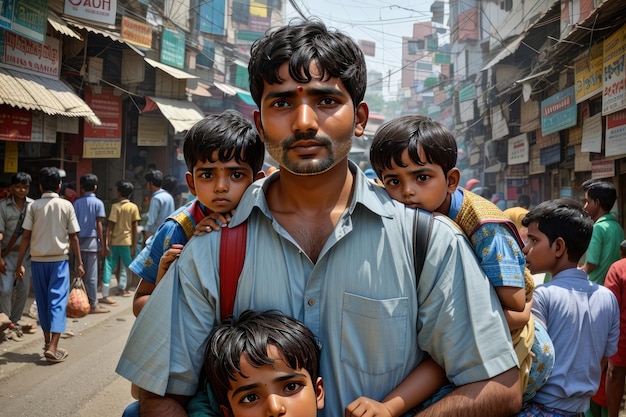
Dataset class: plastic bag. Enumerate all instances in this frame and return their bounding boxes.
[66,276,91,318]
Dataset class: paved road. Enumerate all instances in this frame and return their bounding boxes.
[0,292,135,417]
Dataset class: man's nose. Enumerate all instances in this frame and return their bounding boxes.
[292,103,318,134]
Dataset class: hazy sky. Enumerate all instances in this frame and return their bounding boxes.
[286,0,439,98]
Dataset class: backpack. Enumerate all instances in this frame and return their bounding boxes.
[218,209,433,319]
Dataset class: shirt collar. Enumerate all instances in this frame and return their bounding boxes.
[230,160,396,227]
[596,212,617,223]
[41,192,60,199]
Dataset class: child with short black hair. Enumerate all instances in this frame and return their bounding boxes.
[349,115,552,416]
[520,198,619,416]
[204,309,324,417]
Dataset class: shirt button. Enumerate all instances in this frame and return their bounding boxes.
[307,298,315,306]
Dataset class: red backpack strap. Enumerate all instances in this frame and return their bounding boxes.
[219,221,248,321]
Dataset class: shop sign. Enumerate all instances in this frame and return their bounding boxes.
[0,105,31,141]
[507,133,529,165]
[121,16,152,49]
[64,0,117,25]
[83,87,121,158]
[4,141,18,173]
[529,145,544,175]
[1,32,60,78]
[161,28,185,69]
[199,0,225,35]
[581,113,602,153]
[591,158,615,179]
[575,43,603,104]
[137,116,168,146]
[574,145,592,172]
[602,24,626,115]
[541,86,577,135]
[0,0,48,43]
[30,112,56,143]
[539,143,561,166]
[606,109,626,157]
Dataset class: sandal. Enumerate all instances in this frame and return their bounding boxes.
[99,297,119,306]
[44,348,68,364]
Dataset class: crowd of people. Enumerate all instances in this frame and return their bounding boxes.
[2,18,626,417]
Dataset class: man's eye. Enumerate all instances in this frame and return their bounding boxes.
[319,97,337,105]
[272,100,290,108]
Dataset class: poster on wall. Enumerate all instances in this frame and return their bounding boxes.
[4,141,18,173]
[507,134,529,165]
[83,87,122,158]
[541,86,577,135]
[602,24,626,115]
[575,43,603,104]
[137,116,168,146]
[605,109,626,157]
[2,0,48,43]
[581,113,602,153]
[0,106,31,141]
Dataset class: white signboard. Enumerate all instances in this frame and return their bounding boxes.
[507,134,529,165]
[64,0,117,25]
[581,113,602,153]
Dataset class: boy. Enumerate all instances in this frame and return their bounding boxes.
[203,310,324,417]
[0,172,33,340]
[520,198,619,416]
[352,115,552,416]
[101,180,141,305]
[14,167,84,364]
[130,110,264,316]
[73,173,108,314]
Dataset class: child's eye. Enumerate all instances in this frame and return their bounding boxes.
[385,179,400,187]
[416,174,430,182]
[240,393,260,403]
[199,172,213,179]
[231,172,244,180]
[284,382,303,394]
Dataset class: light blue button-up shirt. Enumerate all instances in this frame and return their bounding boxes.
[144,189,175,234]
[117,163,517,415]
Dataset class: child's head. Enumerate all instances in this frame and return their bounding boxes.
[521,198,594,274]
[183,110,264,214]
[80,173,98,192]
[370,115,460,213]
[582,179,617,220]
[39,167,61,193]
[116,180,134,199]
[9,172,31,199]
[205,310,324,417]
[145,170,164,188]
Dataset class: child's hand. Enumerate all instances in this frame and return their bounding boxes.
[345,397,394,417]
[194,210,236,235]
[158,245,184,272]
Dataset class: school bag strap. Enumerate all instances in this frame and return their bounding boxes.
[219,221,248,320]
[413,209,433,284]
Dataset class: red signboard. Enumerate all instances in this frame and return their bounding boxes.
[83,87,122,158]
[0,106,32,141]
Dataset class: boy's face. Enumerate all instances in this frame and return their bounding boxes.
[10,182,30,199]
[380,148,458,214]
[185,150,256,214]
[523,221,555,274]
[222,345,324,417]
[582,190,601,221]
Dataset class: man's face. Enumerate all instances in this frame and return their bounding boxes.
[583,190,600,221]
[223,345,324,417]
[254,61,367,176]
[185,150,256,214]
[10,182,29,199]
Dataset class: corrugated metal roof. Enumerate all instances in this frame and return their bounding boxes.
[145,58,198,80]
[145,96,204,133]
[48,12,82,40]
[0,68,101,125]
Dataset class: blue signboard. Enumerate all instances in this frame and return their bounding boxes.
[161,28,185,69]
[199,0,226,35]
[541,85,577,135]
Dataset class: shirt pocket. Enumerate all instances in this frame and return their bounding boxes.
[341,292,409,374]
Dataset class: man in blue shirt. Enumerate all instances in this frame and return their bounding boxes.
[142,170,174,241]
[73,174,108,314]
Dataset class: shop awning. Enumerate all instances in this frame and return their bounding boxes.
[65,19,145,57]
[145,58,198,80]
[234,89,256,106]
[144,96,204,133]
[0,68,101,125]
[481,34,525,71]
[213,81,238,96]
[48,12,82,40]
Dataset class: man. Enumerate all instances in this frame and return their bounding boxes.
[73,174,108,314]
[580,179,624,285]
[0,172,33,341]
[117,20,520,417]
[142,170,174,241]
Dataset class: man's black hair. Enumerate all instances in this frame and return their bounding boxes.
[370,115,457,179]
[39,167,61,193]
[11,172,31,186]
[80,173,98,192]
[116,180,134,198]
[144,170,164,188]
[522,198,594,262]
[205,309,321,411]
[248,19,367,109]
[582,179,617,212]
[517,194,531,208]
[183,110,264,175]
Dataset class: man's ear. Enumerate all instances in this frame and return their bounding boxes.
[220,404,233,417]
[353,102,369,137]
[315,376,325,410]
[185,171,197,197]
[447,168,461,195]
[253,110,265,143]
